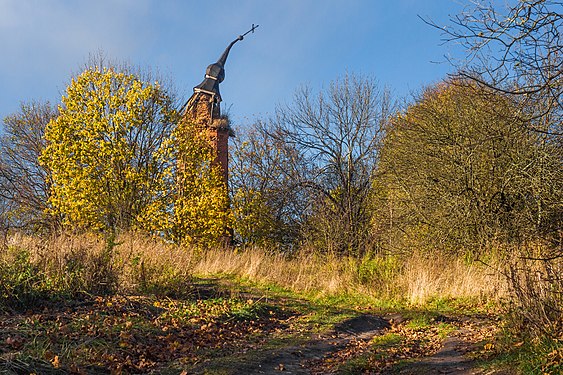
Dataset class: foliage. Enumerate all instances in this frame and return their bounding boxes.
[0,247,47,307]
[522,340,563,374]
[40,66,177,233]
[355,254,400,286]
[377,81,561,255]
[0,101,58,232]
[230,125,305,247]
[172,118,232,246]
[231,74,392,255]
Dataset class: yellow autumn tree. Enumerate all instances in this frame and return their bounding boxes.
[40,67,177,233]
[172,118,231,246]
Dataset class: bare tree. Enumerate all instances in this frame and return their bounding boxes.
[230,122,309,247]
[427,0,562,135]
[234,74,392,255]
[0,101,58,231]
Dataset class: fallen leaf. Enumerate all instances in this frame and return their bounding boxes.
[483,343,494,351]
[52,355,60,368]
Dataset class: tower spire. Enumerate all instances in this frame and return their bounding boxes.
[192,24,259,103]
[178,25,259,236]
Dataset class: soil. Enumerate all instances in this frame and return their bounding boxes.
[244,314,390,374]
[201,314,502,375]
[0,279,508,374]
[394,336,483,375]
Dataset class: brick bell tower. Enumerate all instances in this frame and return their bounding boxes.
[179,25,258,241]
[181,24,258,186]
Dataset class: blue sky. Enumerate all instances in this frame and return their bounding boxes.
[0,0,478,128]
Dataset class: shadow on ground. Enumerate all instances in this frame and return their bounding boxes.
[0,277,509,374]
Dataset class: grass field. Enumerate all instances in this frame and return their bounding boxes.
[0,233,560,374]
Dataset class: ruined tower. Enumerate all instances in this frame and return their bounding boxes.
[180,25,258,187]
[178,26,258,243]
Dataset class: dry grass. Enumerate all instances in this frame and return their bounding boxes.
[397,253,506,305]
[190,245,506,305]
[1,232,506,307]
[506,245,563,339]
[1,232,196,302]
[192,247,357,295]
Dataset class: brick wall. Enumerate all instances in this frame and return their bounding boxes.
[182,92,230,187]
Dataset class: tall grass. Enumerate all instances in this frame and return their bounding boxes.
[398,252,505,305]
[505,245,563,340]
[0,232,195,307]
[192,246,505,304]
[0,232,506,309]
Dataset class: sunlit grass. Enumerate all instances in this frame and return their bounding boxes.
[0,232,507,312]
[0,232,543,374]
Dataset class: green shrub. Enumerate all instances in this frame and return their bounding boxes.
[129,253,192,298]
[356,254,401,285]
[0,247,48,307]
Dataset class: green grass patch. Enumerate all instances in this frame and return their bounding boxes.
[482,329,563,375]
[371,332,404,347]
[337,354,371,375]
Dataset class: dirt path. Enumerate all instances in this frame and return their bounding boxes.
[185,280,505,374]
[0,278,506,374]
[202,313,500,375]
[246,315,390,374]
[392,335,482,375]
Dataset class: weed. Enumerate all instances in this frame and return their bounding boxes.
[405,314,434,329]
[0,246,48,307]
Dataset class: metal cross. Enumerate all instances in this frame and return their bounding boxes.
[241,24,259,38]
